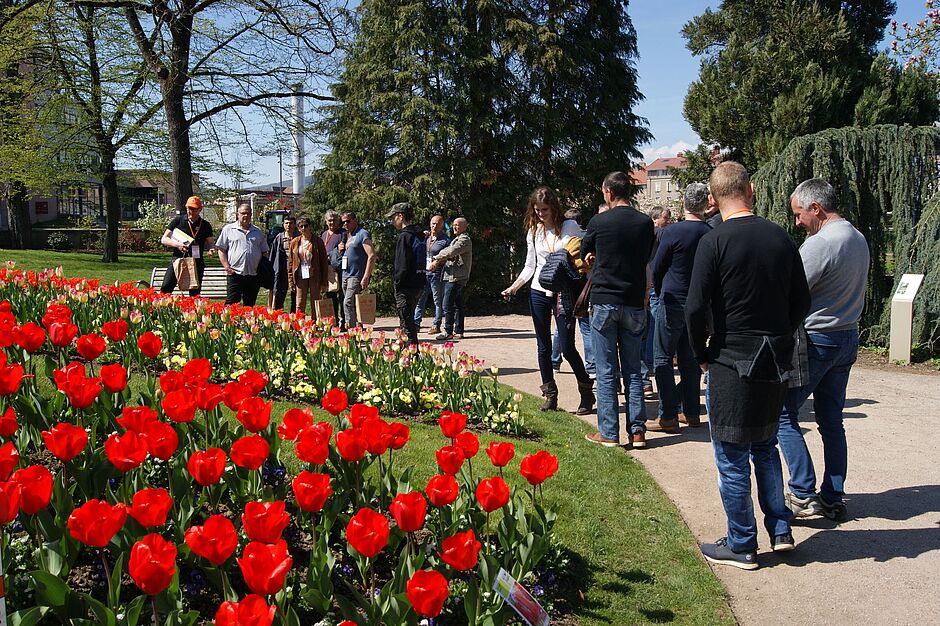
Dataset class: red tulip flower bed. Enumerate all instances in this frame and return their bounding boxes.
[0,280,561,625]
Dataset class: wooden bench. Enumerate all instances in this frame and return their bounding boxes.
[147,266,230,300]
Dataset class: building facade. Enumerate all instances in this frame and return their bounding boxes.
[632,154,688,210]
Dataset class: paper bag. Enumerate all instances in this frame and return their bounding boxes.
[355,292,376,325]
[326,265,340,292]
[315,298,335,321]
[173,257,199,291]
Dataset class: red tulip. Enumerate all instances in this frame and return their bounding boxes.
[425,474,459,507]
[194,382,223,412]
[41,423,88,462]
[143,421,179,460]
[100,363,128,393]
[484,441,515,467]
[129,488,173,528]
[0,442,19,481]
[389,492,427,532]
[435,445,465,476]
[76,333,107,361]
[0,361,24,396]
[13,322,45,352]
[519,450,559,486]
[230,435,269,471]
[387,422,410,450]
[438,411,467,439]
[159,370,186,394]
[238,369,268,395]
[476,476,510,512]
[52,361,85,388]
[48,321,78,348]
[68,499,127,547]
[128,533,177,595]
[42,304,72,329]
[348,403,379,427]
[454,432,479,459]
[101,319,129,342]
[105,431,148,472]
[440,529,481,571]
[12,465,53,514]
[278,408,314,441]
[241,501,290,543]
[238,540,293,596]
[162,389,197,423]
[118,406,159,433]
[236,396,272,433]
[295,423,331,465]
[291,471,331,513]
[137,331,162,358]
[64,376,103,410]
[185,515,238,566]
[182,358,213,382]
[346,508,389,558]
[222,381,252,411]
[0,481,20,524]
[214,594,276,626]
[335,428,367,462]
[0,406,17,437]
[406,569,449,618]
[320,388,348,416]
[361,418,391,455]
[188,448,227,486]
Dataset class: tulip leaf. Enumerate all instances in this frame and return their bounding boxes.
[28,569,70,607]
[9,606,49,626]
[124,594,147,626]
[77,592,116,626]
[38,539,66,577]
[108,551,125,609]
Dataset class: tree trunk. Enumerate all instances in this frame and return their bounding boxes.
[100,149,120,262]
[6,182,31,249]
[164,88,193,212]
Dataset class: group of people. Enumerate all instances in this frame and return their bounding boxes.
[508,163,867,570]
[157,198,474,344]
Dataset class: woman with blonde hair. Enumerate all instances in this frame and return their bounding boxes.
[288,218,329,317]
[501,187,594,413]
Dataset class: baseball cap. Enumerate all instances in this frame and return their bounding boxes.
[385,202,412,220]
[185,196,203,209]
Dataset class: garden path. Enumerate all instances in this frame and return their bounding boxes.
[375,314,940,625]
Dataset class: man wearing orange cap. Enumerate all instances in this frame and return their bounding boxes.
[160,195,215,296]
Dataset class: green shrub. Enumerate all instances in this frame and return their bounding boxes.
[46,231,71,251]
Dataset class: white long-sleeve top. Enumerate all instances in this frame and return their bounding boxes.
[514,219,582,296]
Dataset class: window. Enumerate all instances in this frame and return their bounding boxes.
[667,181,672,192]
[654,182,661,193]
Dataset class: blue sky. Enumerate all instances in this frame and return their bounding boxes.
[244,0,928,184]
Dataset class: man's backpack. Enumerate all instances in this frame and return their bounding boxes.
[411,231,427,275]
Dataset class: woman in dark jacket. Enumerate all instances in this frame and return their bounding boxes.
[268,215,297,310]
[288,218,330,318]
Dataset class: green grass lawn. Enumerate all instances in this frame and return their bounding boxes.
[11,247,735,624]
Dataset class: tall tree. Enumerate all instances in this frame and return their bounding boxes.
[681,0,908,168]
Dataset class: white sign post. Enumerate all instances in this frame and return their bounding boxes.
[889,273,925,364]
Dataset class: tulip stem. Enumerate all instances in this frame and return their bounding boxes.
[100,550,113,603]
[151,594,160,626]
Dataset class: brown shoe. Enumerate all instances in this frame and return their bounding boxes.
[629,431,647,449]
[584,432,620,448]
[646,418,680,434]
[678,413,702,427]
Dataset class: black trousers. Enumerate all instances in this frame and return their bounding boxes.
[395,285,422,345]
[327,288,343,327]
[160,257,205,297]
[273,288,295,311]
[225,273,261,306]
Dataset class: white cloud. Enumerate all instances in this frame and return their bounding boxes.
[641,140,696,164]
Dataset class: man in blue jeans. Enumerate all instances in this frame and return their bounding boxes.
[777,179,869,523]
[581,172,654,449]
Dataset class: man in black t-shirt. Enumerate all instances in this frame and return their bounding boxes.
[159,196,215,296]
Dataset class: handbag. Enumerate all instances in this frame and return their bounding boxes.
[256,256,275,290]
[326,265,340,292]
[573,275,592,318]
[173,257,199,291]
[355,292,377,325]
[315,298,335,321]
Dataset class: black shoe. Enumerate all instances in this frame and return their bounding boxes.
[771,532,795,552]
[819,496,848,522]
[700,537,758,570]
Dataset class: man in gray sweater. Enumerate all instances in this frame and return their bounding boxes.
[777,178,870,523]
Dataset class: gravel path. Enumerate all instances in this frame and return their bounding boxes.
[377,314,940,625]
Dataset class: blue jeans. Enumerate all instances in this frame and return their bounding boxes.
[653,301,701,421]
[442,281,465,335]
[641,289,659,378]
[414,272,444,329]
[530,290,589,385]
[711,430,792,553]
[551,317,594,375]
[591,304,646,439]
[777,329,858,503]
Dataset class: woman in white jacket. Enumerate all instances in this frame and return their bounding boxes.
[502,187,594,413]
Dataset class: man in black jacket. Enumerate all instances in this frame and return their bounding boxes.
[686,161,810,570]
[387,202,425,346]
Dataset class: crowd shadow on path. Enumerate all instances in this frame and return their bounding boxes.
[466,327,536,341]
